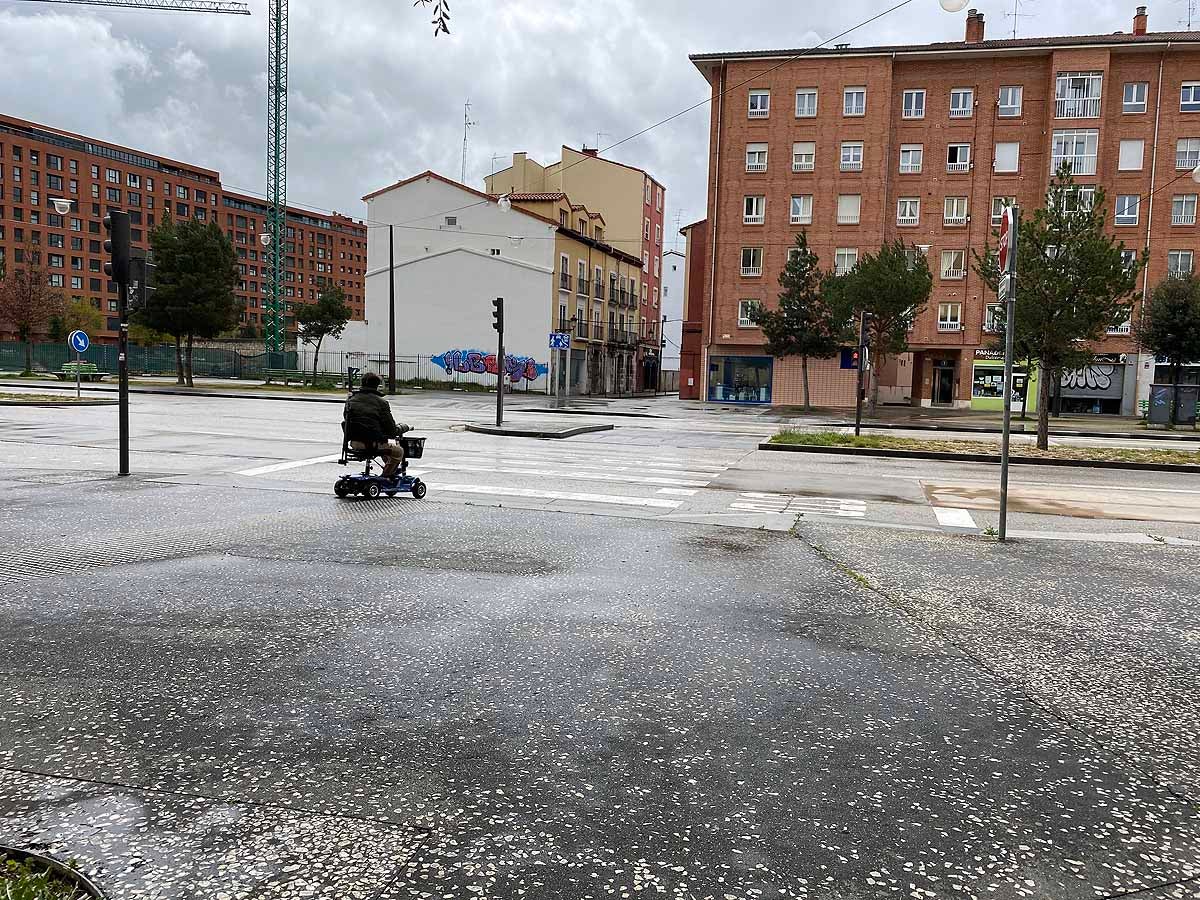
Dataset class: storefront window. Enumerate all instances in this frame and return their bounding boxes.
[709,356,772,403]
[972,366,1006,399]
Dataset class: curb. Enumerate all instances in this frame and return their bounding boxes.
[524,408,667,420]
[0,381,348,404]
[0,844,107,898]
[758,441,1200,474]
[825,420,1200,442]
[466,423,615,439]
[0,400,119,407]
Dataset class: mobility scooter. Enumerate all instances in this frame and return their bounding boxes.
[334,432,428,500]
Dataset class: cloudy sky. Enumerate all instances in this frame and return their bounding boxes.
[0,0,1150,244]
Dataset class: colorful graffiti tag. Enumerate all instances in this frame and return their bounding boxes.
[431,349,549,383]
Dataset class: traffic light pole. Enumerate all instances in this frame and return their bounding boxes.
[854,311,867,437]
[388,224,396,395]
[494,297,505,427]
[118,272,130,477]
[999,206,1020,543]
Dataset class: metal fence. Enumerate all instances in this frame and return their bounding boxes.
[1,341,299,379]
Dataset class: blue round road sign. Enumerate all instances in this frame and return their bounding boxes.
[68,330,90,353]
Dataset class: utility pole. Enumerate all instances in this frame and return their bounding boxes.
[492,298,505,426]
[104,210,131,476]
[388,224,396,394]
[658,315,667,396]
[462,99,477,184]
[998,205,1019,543]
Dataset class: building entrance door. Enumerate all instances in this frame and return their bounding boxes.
[932,361,956,406]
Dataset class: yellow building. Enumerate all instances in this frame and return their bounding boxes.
[505,192,645,396]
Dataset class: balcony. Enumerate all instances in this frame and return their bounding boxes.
[1177,154,1199,170]
[837,214,861,225]
[594,281,604,297]
[577,276,589,295]
[743,213,765,225]
[1170,268,1193,280]
[576,319,589,339]
[835,264,855,276]
[938,321,963,332]
[746,161,767,173]
[749,107,769,119]
[792,160,815,172]
[840,160,863,172]
[946,161,970,173]
[942,268,966,279]
[899,163,922,174]
[559,271,571,290]
[944,215,967,226]
[1056,97,1101,118]
[620,289,628,305]
[949,106,972,119]
[1173,212,1197,225]
[897,214,919,226]
[741,264,763,277]
[1107,323,1133,335]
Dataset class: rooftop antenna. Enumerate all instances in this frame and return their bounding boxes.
[490,153,505,179]
[672,210,683,252]
[461,99,478,184]
[1004,0,1035,37]
[1181,0,1198,29]
[594,132,609,153]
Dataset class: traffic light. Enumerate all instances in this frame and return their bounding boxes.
[492,297,504,333]
[128,250,157,313]
[103,210,131,284]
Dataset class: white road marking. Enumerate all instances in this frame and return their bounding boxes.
[417,461,711,487]
[434,483,682,509]
[658,488,699,496]
[729,492,867,518]
[934,507,978,529]
[237,454,341,476]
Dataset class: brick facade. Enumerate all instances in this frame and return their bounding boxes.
[691,8,1200,409]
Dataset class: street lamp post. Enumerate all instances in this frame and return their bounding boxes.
[388,224,396,395]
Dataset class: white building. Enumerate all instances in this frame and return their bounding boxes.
[660,250,685,372]
[308,171,558,391]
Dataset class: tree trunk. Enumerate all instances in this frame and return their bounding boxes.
[868,351,881,416]
[1036,360,1052,450]
[22,338,33,377]
[801,355,811,412]
[312,338,322,383]
[185,334,194,388]
[174,336,185,385]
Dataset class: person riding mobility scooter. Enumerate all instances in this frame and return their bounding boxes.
[336,372,427,499]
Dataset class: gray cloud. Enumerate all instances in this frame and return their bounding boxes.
[0,0,1153,241]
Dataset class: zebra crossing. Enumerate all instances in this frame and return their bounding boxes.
[728,492,868,519]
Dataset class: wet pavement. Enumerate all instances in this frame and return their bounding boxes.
[1,394,1199,898]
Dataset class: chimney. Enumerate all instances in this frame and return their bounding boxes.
[965,8,985,43]
[1134,5,1148,35]
[581,147,599,157]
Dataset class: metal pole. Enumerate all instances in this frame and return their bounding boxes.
[999,205,1020,542]
[387,224,396,394]
[75,347,81,400]
[118,275,130,476]
[496,297,505,427]
[854,311,866,437]
[658,315,666,396]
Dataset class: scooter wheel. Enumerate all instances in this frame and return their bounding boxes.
[411,481,427,500]
[365,482,382,499]
[334,481,351,499]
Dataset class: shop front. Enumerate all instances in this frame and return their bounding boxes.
[708,355,772,404]
[971,350,1036,413]
[1059,354,1135,415]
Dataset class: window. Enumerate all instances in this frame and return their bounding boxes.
[71,276,83,290]
[795,88,818,118]
[1115,195,1140,225]
[790,195,813,225]
[1177,138,1200,170]
[998,85,1023,117]
[746,143,768,172]
[1120,249,1138,273]
[748,90,770,118]
[48,274,64,288]
[950,88,974,118]
[48,233,63,248]
[743,195,765,224]
[840,142,864,172]
[1119,139,1145,171]
[48,254,64,268]
[741,247,763,276]
[1183,82,1200,112]
[47,174,62,191]
[792,142,815,172]
[993,196,1012,226]
[105,187,120,202]
[1169,249,1194,277]
[843,87,866,116]
[1056,72,1103,118]
[126,173,141,188]
[1172,194,1197,225]
[834,248,858,275]
[938,302,963,330]
[994,142,1019,173]
[644,180,652,205]
[897,197,920,226]
[1061,186,1095,213]
[176,185,188,199]
[656,186,663,212]
[941,250,966,279]
[944,196,968,225]
[1124,82,1149,113]
[947,143,971,173]
[105,168,118,183]
[983,303,1004,333]
[738,300,761,328]
[837,194,862,225]
[903,247,925,270]
[655,224,662,245]
[654,256,661,277]
[902,89,925,119]
[1051,130,1099,175]
[899,144,923,174]
[47,154,62,171]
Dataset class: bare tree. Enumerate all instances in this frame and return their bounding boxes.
[0,239,65,376]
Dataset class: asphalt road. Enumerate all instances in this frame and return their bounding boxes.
[1,391,1199,899]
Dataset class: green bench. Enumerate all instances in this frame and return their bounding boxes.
[55,362,109,382]
[263,368,342,388]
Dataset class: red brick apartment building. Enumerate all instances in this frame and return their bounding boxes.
[687,7,1200,412]
[0,113,366,344]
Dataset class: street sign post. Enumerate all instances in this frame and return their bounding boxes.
[999,205,1019,543]
[548,332,571,350]
[68,330,89,400]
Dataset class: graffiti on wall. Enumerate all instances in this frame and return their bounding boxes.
[431,349,549,383]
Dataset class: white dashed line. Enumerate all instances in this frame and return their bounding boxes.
[934,507,978,529]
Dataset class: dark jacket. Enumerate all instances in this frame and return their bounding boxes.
[343,389,407,445]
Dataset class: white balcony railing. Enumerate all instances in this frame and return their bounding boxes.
[746,162,767,173]
[840,161,863,172]
[949,107,972,118]
[792,160,815,172]
[947,161,970,173]
[1173,212,1197,225]
[1177,154,1200,170]
[938,321,963,331]
[1056,97,1101,118]
[749,107,769,119]
[835,264,854,276]
[899,163,922,174]
[1170,268,1193,279]
[741,265,763,277]
[1107,323,1133,335]
[838,215,861,225]
[790,216,812,226]
[743,214,765,225]
[942,268,966,279]
[897,215,919,225]
[944,215,967,226]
